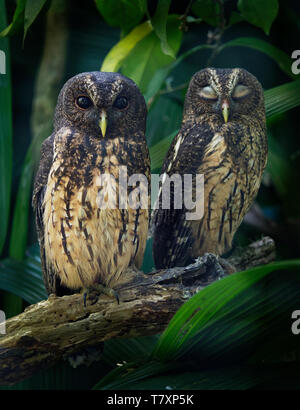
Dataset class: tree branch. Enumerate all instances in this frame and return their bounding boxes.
[0,236,275,386]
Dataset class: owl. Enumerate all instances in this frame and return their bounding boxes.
[32,71,150,300]
[152,68,267,269]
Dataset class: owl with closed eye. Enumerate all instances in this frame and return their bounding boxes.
[32,71,150,299]
[152,68,267,269]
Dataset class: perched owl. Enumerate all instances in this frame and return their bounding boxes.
[152,68,267,269]
[32,71,150,299]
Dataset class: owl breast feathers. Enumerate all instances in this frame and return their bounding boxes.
[32,71,150,296]
[152,67,267,269]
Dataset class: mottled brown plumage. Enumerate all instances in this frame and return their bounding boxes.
[152,68,267,268]
[32,71,150,296]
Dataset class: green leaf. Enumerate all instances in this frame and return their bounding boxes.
[152,260,300,362]
[144,44,212,105]
[191,0,221,27]
[151,0,174,58]
[9,144,35,260]
[95,0,146,34]
[23,0,48,41]
[121,15,182,94]
[265,78,300,120]
[93,360,177,390]
[101,20,153,72]
[0,245,47,304]
[0,0,13,256]
[94,361,300,390]
[149,130,176,171]
[0,0,25,38]
[2,358,112,390]
[266,132,291,197]
[237,0,279,35]
[228,11,244,26]
[101,335,159,367]
[144,64,172,104]
[0,1,21,316]
[219,37,296,79]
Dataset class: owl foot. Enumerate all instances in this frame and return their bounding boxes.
[82,284,119,307]
[199,253,236,278]
[218,257,236,275]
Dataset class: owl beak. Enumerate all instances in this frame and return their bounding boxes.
[221,99,230,123]
[99,110,107,137]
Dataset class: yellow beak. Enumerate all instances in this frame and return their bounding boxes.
[221,100,229,123]
[99,110,107,137]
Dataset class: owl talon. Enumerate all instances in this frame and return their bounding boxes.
[81,284,119,307]
[199,253,225,278]
[218,258,236,275]
[208,253,223,275]
[199,253,236,277]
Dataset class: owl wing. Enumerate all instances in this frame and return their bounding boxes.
[32,133,67,296]
[152,122,216,268]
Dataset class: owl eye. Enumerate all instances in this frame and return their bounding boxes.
[199,85,218,100]
[113,96,129,110]
[232,84,250,99]
[76,96,93,109]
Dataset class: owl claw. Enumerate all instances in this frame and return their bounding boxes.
[81,284,119,307]
[218,257,236,275]
[199,253,236,278]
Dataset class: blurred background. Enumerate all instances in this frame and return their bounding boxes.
[0,0,300,390]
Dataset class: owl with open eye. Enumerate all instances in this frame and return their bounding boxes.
[32,71,150,300]
[152,68,267,269]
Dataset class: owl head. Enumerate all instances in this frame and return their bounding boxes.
[183,68,265,124]
[54,71,147,138]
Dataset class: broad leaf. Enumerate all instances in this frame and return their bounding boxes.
[191,0,221,27]
[0,0,13,256]
[151,0,174,58]
[144,64,172,104]
[152,260,300,362]
[219,37,295,79]
[23,0,48,41]
[266,131,291,198]
[121,15,182,94]
[95,0,146,35]
[9,144,35,260]
[149,131,176,171]
[145,43,212,105]
[0,245,46,304]
[228,11,244,26]
[102,335,159,367]
[93,360,178,390]
[265,78,300,120]
[237,0,279,35]
[93,260,300,390]
[94,362,300,390]
[0,0,25,38]
[101,21,153,72]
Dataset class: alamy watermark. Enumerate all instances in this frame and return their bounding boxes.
[0,50,5,74]
[94,167,204,221]
[0,310,6,335]
[292,50,300,75]
[291,310,300,335]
